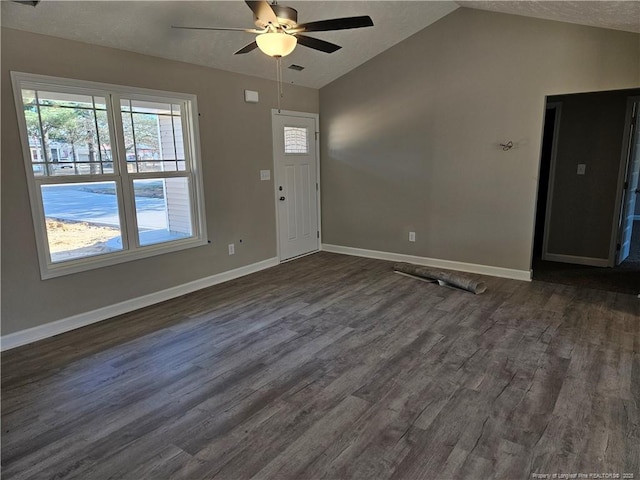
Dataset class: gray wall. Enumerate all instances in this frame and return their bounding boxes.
[1,27,319,336]
[319,8,640,272]
[546,89,640,260]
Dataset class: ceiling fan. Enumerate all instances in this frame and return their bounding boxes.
[172,1,374,58]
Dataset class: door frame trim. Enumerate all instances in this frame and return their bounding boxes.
[271,109,321,263]
[540,101,562,262]
[610,95,640,266]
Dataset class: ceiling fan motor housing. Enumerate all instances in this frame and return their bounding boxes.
[174,2,374,56]
[255,5,298,30]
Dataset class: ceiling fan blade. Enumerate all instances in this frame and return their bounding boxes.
[245,1,279,26]
[172,26,260,33]
[235,41,259,55]
[295,35,341,54]
[293,16,374,33]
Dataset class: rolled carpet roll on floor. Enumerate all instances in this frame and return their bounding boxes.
[393,262,487,294]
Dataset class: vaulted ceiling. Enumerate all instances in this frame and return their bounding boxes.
[2,1,638,89]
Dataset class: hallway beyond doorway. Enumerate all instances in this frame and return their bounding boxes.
[533,221,640,295]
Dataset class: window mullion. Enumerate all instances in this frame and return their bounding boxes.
[109,93,138,251]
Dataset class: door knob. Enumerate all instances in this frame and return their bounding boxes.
[279,196,286,201]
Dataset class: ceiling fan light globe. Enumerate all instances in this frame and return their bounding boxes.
[256,32,297,57]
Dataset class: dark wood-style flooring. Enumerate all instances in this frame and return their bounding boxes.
[2,252,639,479]
[533,221,640,296]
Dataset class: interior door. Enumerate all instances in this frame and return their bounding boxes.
[616,100,640,265]
[272,112,319,261]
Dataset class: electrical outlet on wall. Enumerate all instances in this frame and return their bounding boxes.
[228,243,235,255]
[577,164,586,175]
[409,232,416,242]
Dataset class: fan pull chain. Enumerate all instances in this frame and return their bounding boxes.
[276,56,283,113]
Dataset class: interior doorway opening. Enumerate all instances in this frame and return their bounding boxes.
[616,99,640,266]
[531,90,640,295]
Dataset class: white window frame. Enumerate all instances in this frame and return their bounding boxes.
[11,72,208,279]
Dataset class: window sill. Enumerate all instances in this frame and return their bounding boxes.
[40,237,209,280]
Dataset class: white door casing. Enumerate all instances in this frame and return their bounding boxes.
[272,111,319,261]
[541,102,562,262]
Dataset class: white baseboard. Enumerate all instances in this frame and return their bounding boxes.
[321,244,531,282]
[1,257,279,352]
[542,253,610,267]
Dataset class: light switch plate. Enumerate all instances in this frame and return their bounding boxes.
[260,170,271,181]
[577,164,586,175]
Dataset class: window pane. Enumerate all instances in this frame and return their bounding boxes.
[133,178,192,246]
[24,103,45,163]
[161,161,178,172]
[21,89,113,176]
[132,112,161,160]
[95,110,113,164]
[284,127,309,154]
[41,182,123,263]
[173,115,184,160]
[121,105,138,171]
[22,89,37,106]
[134,161,178,173]
[48,163,107,176]
[33,164,46,176]
[39,104,101,168]
[121,99,187,170]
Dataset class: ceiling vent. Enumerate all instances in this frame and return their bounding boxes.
[288,64,305,71]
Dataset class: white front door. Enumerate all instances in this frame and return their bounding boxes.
[272,112,319,261]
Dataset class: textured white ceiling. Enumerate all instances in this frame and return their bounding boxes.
[2,1,638,89]
[0,1,458,89]
[459,1,640,33]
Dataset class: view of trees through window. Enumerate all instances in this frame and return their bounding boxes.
[18,80,199,271]
[23,90,113,176]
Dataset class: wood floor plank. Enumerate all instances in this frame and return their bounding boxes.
[2,251,638,479]
[251,395,371,480]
